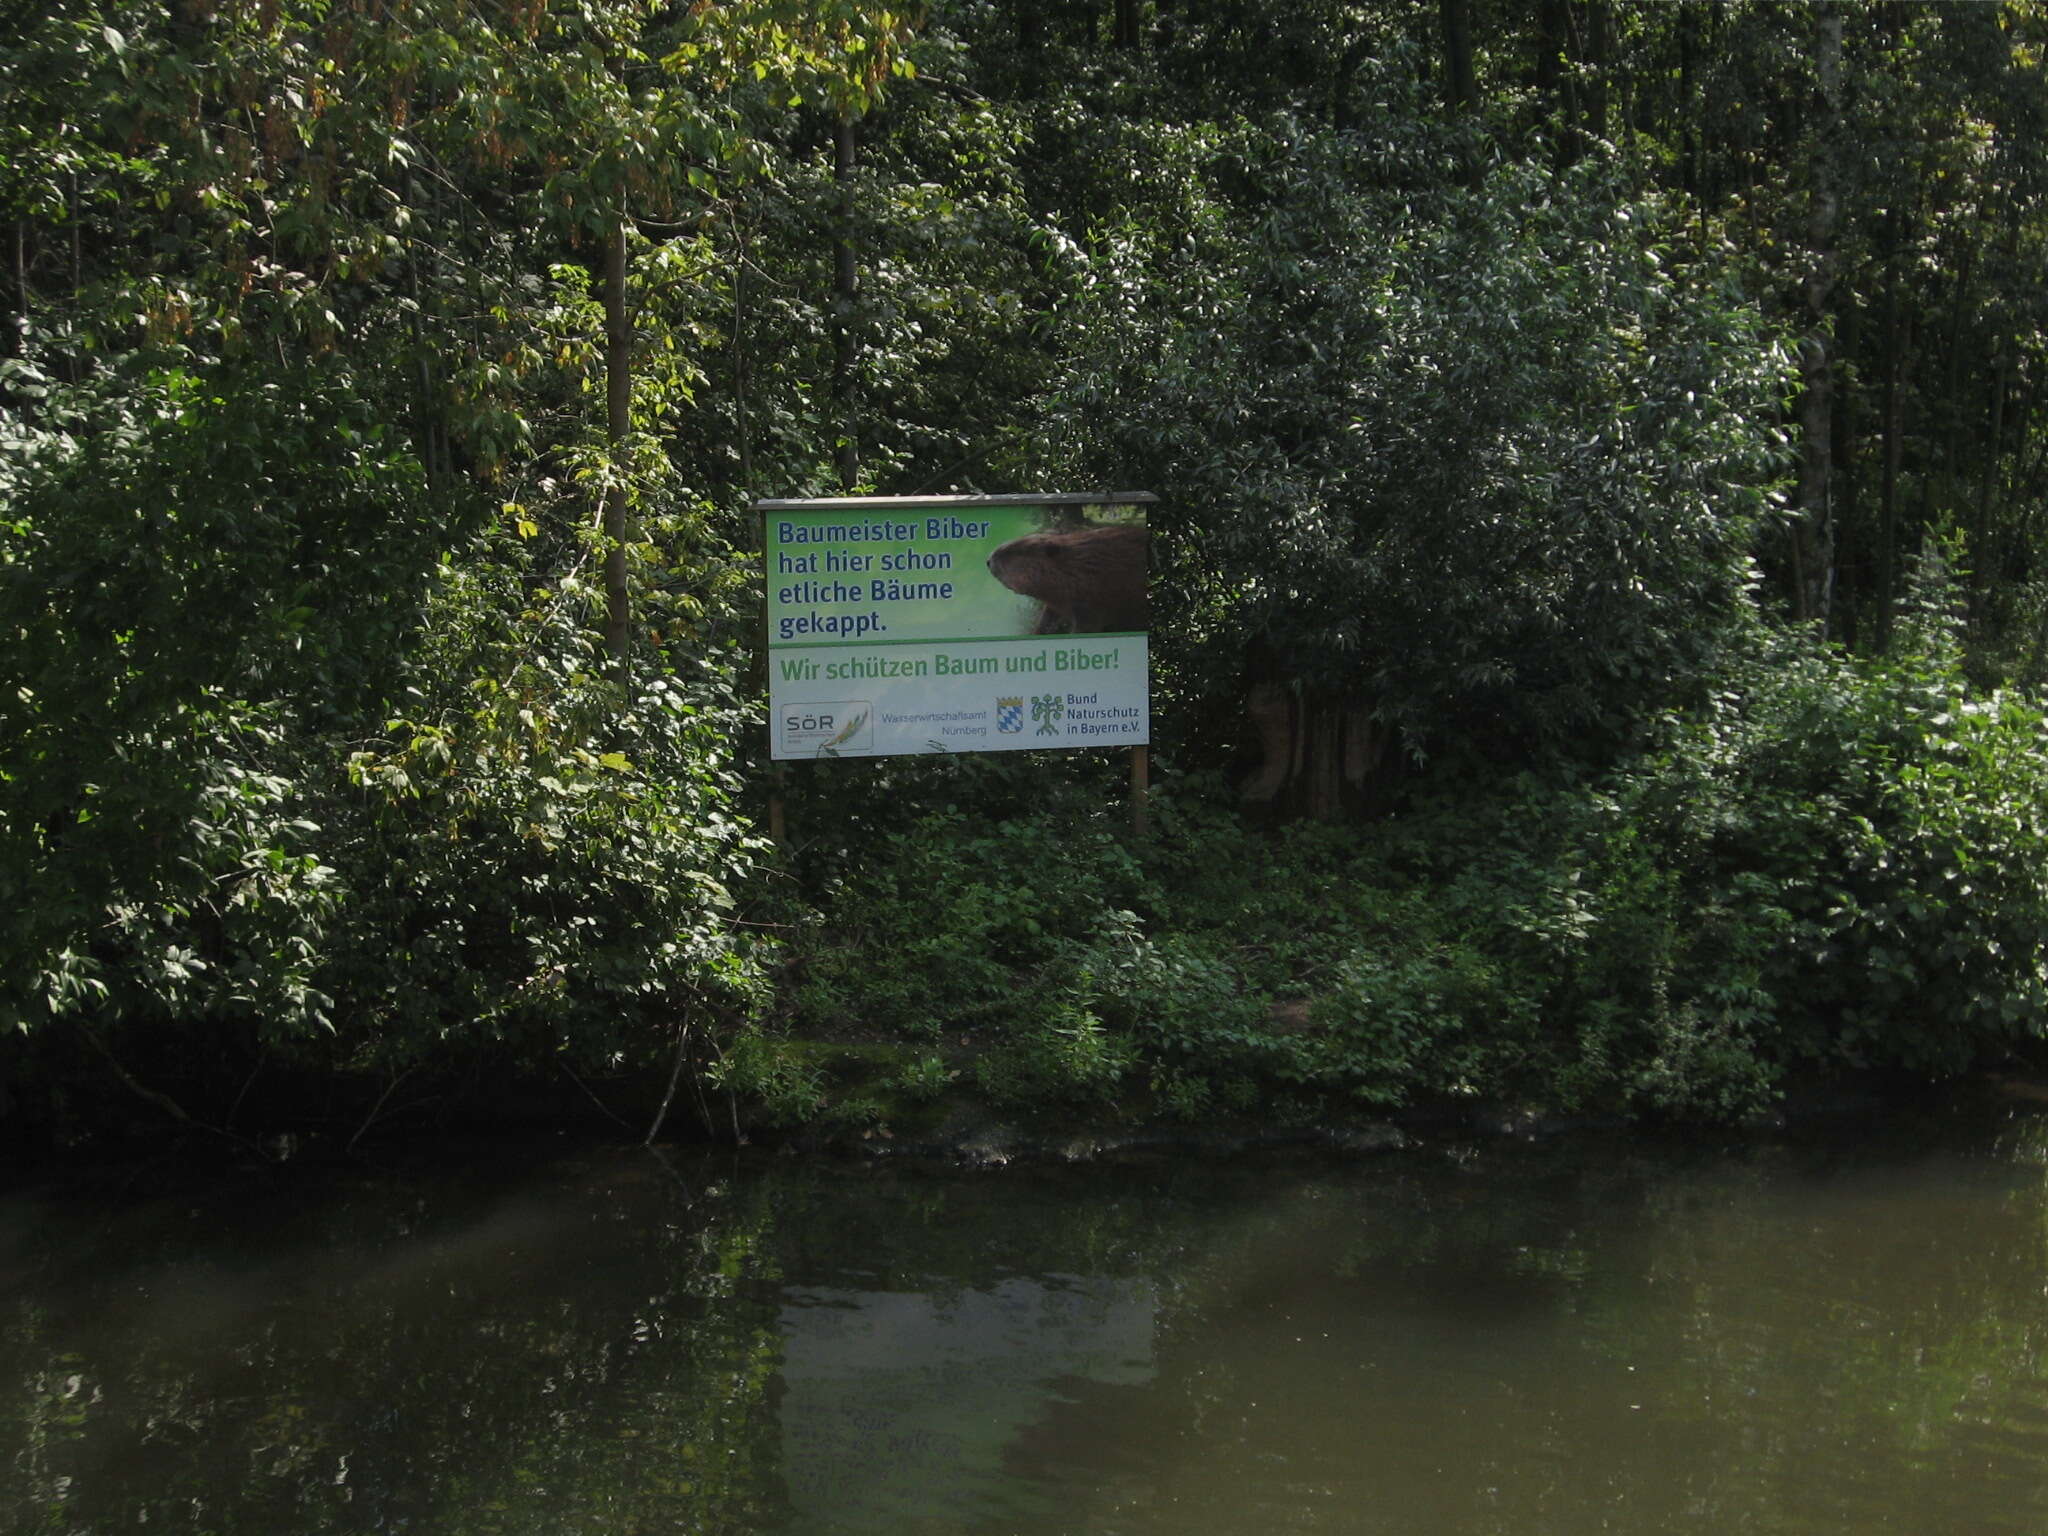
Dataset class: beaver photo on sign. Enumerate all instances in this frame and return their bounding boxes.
[987,521,1149,635]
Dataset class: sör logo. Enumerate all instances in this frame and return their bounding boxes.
[780,700,873,756]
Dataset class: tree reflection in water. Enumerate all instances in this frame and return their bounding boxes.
[5,1101,2048,1534]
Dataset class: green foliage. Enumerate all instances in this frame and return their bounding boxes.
[330,538,770,1070]
[1597,542,2048,1078]
[973,984,1137,1111]
[0,0,897,1126]
[1041,126,1793,760]
[888,1050,954,1101]
[8,0,2048,1142]
[785,785,1148,1041]
[781,560,2048,1125]
[0,362,439,1040]
[707,1026,827,1128]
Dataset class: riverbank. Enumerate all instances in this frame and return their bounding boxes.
[0,1015,1968,1174]
[16,580,2048,1168]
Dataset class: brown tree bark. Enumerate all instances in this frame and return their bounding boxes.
[1580,0,1610,145]
[1790,1,1842,630]
[1833,291,1862,645]
[730,207,757,500]
[7,218,25,360]
[1114,0,1141,51]
[831,112,860,491]
[1439,0,1478,117]
[1876,288,1910,652]
[1678,3,1700,200]
[602,219,632,672]
[1978,340,2010,562]
[1332,32,1374,134]
[1240,683,1382,822]
[1536,0,1579,164]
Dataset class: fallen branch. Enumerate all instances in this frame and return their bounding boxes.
[557,1059,636,1134]
[346,1068,414,1155]
[225,1055,265,1131]
[78,1023,267,1158]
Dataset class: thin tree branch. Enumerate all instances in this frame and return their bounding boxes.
[346,1068,414,1155]
[77,1023,266,1158]
[644,1012,694,1146]
[558,1058,636,1134]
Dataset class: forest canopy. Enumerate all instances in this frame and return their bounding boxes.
[7,1,2048,1144]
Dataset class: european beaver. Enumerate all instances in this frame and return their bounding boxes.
[986,523,1149,635]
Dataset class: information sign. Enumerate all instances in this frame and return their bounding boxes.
[759,494,1152,760]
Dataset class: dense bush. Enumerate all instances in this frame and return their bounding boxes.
[1596,546,2048,1082]
[1040,133,1792,761]
[9,1,2048,1146]
[326,538,771,1075]
[770,552,2048,1126]
[0,364,439,1046]
[0,367,770,1115]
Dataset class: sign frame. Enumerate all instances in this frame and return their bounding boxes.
[754,492,1157,766]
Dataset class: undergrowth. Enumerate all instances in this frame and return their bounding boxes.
[738,559,2048,1129]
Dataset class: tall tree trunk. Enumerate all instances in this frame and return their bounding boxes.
[1537,0,1579,165]
[1791,1,1842,629]
[404,174,447,490]
[1877,288,1910,652]
[732,212,756,500]
[9,218,27,360]
[1918,204,1984,534]
[64,171,82,383]
[830,111,860,492]
[1977,339,2010,572]
[2002,368,2040,531]
[2008,374,2048,555]
[1439,0,1481,185]
[1581,0,1610,145]
[1678,3,1699,201]
[68,171,81,295]
[1332,33,1373,133]
[1833,290,1862,646]
[602,219,632,673]
[1114,0,1141,51]
[1439,0,1478,117]
[1241,677,1382,822]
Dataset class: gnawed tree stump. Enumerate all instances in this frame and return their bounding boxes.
[1240,682,1382,821]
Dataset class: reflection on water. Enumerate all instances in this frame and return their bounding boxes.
[782,1279,1154,1532]
[7,1097,2048,1534]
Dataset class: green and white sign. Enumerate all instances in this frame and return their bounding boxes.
[759,494,1152,760]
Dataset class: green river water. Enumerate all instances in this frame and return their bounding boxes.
[7,1092,2048,1533]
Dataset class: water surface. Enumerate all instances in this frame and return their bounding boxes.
[7,1097,2048,1533]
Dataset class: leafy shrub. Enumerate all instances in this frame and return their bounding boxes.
[973,982,1136,1110]
[1598,545,2048,1079]
[1043,137,1789,765]
[776,563,2048,1130]
[888,1052,955,1102]
[707,1026,826,1127]
[785,793,1148,1040]
[330,541,771,1074]
[1061,910,1280,1092]
[0,365,439,1048]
